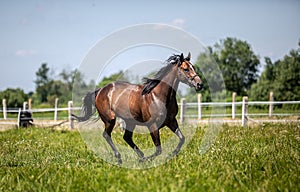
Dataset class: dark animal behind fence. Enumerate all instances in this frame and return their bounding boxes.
[19,111,33,128]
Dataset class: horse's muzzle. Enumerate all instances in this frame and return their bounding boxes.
[195,83,203,91]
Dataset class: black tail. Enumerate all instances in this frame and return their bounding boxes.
[72,88,101,122]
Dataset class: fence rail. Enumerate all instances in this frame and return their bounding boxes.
[1,93,300,129]
[0,99,81,129]
[179,95,300,126]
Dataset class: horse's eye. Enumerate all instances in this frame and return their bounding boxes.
[183,68,189,72]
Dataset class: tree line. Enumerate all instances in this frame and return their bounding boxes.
[189,37,299,102]
[0,37,299,108]
[0,64,93,108]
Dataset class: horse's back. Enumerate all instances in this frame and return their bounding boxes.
[96,81,142,118]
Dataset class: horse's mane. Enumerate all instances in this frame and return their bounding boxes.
[141,54,181,95]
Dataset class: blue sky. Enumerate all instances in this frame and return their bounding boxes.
[0,0,299,92]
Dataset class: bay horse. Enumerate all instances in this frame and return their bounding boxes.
[73,52,203,164]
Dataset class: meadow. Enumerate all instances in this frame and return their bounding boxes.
[0,122,299,191]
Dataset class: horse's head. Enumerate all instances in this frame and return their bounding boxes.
[177,52,203,91]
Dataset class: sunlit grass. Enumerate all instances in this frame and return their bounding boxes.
[0,123,299,191]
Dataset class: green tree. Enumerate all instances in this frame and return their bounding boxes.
[212,37,260,95]
[72,70,96,107]
[97,71,126,88]
[0,88,28,108]
[46,80,67,106]
[192,47,226,102]
[48,69,91,105]
[250,42,300,101]
[34,63,51,103]
[59,69,77,91]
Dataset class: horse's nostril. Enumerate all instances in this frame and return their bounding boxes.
[197,83,203,90]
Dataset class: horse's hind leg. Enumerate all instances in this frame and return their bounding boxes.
[123,122,144,158]
[102,119,122,164]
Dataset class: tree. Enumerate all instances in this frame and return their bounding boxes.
[192,47,226,102]
[212,37,260,95]
[34,63,51,103]
[35,63,51,86]
[59,69,77,91]
[34,63,91,105]
[46,80,67,106]
[250,42,300,101]
[0,88,28,108]
[47,69,90,105]
[97,71,126,88]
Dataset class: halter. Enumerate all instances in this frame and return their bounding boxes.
[177,67,199,85]
[190,74,199,81]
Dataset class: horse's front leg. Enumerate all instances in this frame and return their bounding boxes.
[173,128,185,156]
[167,119,185,156]
[141,123,162,162]
[123,126,144,159]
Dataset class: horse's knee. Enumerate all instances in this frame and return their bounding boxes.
[180,134,185,143]
[103,131,110,139]
[175,128,185,141]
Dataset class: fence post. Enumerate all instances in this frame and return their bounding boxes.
[232,92,236,119]
[28,98,32,110]
[180,98,186,124]
[2,99,7,120]
[269,91,273,117]
[23,102,28,111]
[198,94,202,120]
[68,101,74,129]
[17,108,21,128]
[54,98,59,121]
[241,96,248,127]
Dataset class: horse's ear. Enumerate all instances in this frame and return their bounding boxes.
[180,53,184,63]
[186,52,191,61]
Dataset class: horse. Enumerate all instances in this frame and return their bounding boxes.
[72,52,203,164]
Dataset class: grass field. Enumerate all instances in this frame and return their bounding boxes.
[0,122,299,191]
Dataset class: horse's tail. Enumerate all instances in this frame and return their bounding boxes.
[72,88,101,122]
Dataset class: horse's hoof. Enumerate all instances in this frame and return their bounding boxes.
[138,157,147,163]
[117,158,123,165]
[172,149,180,157]
[139,156,154,163]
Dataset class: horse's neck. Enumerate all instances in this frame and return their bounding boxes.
[153,67,179,102]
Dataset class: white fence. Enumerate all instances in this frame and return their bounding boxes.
[0,100,80,129]
[179,95,300,126]
[1,94,300,129]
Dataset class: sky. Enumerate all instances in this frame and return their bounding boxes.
[0,0,299,92]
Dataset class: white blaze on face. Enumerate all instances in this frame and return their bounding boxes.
[189,63,193,70]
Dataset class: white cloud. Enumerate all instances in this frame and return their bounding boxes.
[171,18,185,27]
[15,49,37,57]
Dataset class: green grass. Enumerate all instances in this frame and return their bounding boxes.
[0,123,299,191]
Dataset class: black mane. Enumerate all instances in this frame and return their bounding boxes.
[141,54,181,95]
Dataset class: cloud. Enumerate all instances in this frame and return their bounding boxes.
[15,49,37,57]
[171,18,185,27]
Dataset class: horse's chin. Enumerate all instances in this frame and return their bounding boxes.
[194,87,201,92]
[194,85,203,92]
[183,81,202,91]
